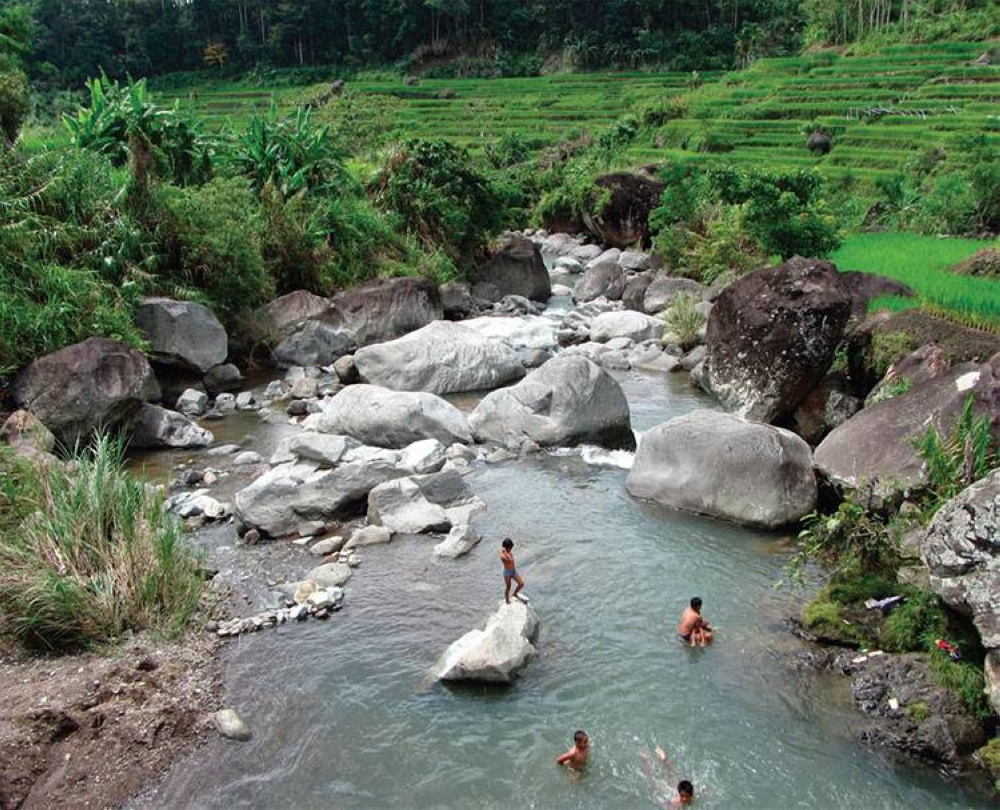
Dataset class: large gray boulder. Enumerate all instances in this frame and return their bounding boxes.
[469,355,634,450]
[353,321,525,394]
[459,315,558,352]
[302,384,472,448]
[470,236,551,303]
[574,257,626,302]
[134,298,228,373]
[921,471,1000,714]
[815,356,999,498]
[130,404,213,449]
[266,289,332,334]
[324,277,443,347]
[436,601,540,683]
[234,459,407,538]
[12,338,155,447]
[704,257,852,423]
[273,320,356,368]
[626,410,817,529]
[643,277,706,314]
[367,477,452,534]
[590,310,663,343]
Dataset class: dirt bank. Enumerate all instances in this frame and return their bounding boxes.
[0,634,221,810]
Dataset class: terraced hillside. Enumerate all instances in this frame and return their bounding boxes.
[156,41,999,182]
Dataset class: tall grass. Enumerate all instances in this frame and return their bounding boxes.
[0,436,203,650]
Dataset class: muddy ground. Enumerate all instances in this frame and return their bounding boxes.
[0,634,222,810]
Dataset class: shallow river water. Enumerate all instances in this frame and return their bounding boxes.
[139,368,984,809]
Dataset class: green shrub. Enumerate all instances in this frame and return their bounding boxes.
[373,138,504,264]
[0,263,143,377]
[64,74,211,186]
[485,131,530,169]
[0,67,28,146]
[870,330,916,378]
[684,205,765,284]
[789,492,900,582]
[228,104,349,200]
[640,98,687,128]
[915,394,998,517]
[0,437,203,650]
[880,590,948,653]
[155,177,273,318]
[709,167,842,260]
[662,292,705,350]
[928,653,992,721]
[905,700,932,722]
[259,183,332,294]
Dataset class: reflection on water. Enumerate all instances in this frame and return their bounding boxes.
[137,371,984,809]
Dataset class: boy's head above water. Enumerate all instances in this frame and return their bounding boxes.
[690,597,702,611]
[677,780,694,803]
[502,538,514,551]
[574,730,588,747]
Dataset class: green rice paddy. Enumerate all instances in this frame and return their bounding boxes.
[833,232,1000,330]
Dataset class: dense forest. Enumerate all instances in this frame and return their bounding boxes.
[2,0,996,85]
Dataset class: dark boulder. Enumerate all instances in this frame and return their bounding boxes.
[469,236,551,303]
[203,363,244,395]
[806,130,832,154]
[622,273,654,312]
[643,276,706,314]
[949,247,1000,279]
[323,277,443,347]
[439,280,478,320]
[837,271,915,320]
[582,172,666,249]
[134,298,228,374]
[790,373,861,445]
[843,652,986,770]
[815,353,1000,500]
[704,257,853,423]
[273,321,356,369]
[12,338,154,446]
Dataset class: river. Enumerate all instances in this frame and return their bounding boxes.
[136,361,981,808]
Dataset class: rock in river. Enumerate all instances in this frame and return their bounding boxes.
[704,257,852,423]
[134,297,228,373]
[130,404,213,449]
[470,355,635,451]
[367,477,452,535]
[302,384,472,449]
[234,459,407,538]
[626,410,816,529]
[469,235,551,303]
[212,709,251,742]
[436,600,540,684]
[12,338,155,447]
[353,321,525,394]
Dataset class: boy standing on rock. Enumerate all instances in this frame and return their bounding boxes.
[500,537,528,604]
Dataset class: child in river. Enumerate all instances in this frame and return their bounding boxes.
[640,746,699,806]
[677,597,713,647]
[556,730,590,771]
[500,537,527,604]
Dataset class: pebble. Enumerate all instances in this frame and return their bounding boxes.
[213,709,252,741]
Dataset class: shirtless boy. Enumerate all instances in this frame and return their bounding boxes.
[500,538,527,604]
[640,746,699,806]
[677,597,713,647]
[556,730,590,771]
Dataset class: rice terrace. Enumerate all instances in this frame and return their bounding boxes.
[1,1,999,808]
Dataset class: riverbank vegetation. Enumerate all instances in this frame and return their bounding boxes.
[793,399,998,719]
[0,436,204,650]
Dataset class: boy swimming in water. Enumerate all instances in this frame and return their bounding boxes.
[556,730,590,771]
[640,746,699,806]
[677,597,713,647]
[500,537,527,604]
